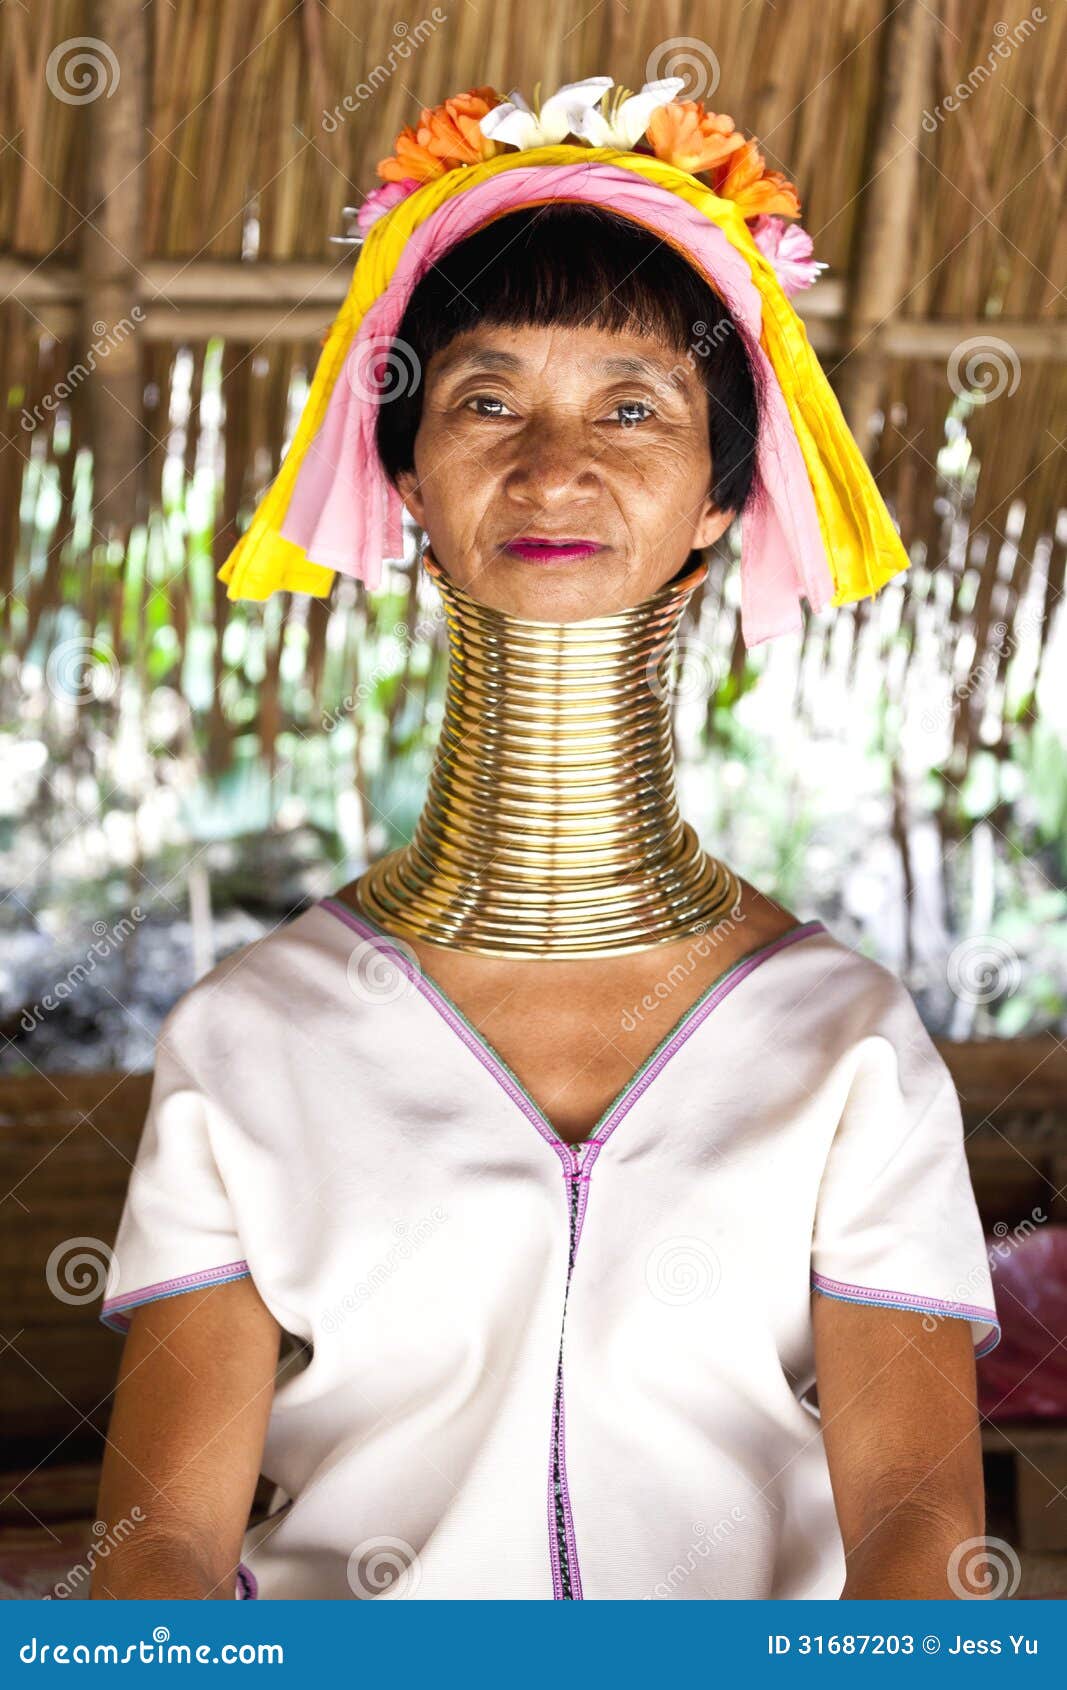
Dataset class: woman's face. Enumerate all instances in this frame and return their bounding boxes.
[394,321,737,621]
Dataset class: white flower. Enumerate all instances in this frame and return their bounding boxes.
[571,78,687,148]
[479,76,613,150]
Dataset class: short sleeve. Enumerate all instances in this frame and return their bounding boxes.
[99,1008,251,1334]
[810,977,1000,1358]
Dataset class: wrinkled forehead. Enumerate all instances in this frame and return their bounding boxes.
[426,328,705,397]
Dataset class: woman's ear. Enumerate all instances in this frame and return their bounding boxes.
[395,468,426,529]
[691,498,735,551]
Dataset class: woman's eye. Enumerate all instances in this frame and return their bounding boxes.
[466,395,514,417]
[610,399,655,427]
[462,394,654,426]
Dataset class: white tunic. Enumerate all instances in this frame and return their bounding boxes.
[100,895,1000,1601]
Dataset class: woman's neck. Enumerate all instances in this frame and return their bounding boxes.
[354,543,741,956]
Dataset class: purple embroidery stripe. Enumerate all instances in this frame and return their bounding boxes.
[319,896,825,1159]
[569,1146,600,1299]
[100,1261,251,1332]
[594,920,825,1148]
[546,1398,558,1598]
[811,1270,1001,1355]
[557,1374,582,1599]
[319,897,564,1148]
[235,1561,259,1600]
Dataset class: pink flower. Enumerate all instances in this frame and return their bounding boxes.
[749,215,827,297]
[356,179,421,236]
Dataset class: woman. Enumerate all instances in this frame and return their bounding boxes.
[93,79,999,1601]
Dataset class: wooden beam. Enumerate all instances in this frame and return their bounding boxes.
[4,260,1064,357]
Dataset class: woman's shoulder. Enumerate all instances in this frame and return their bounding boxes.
[729,876,923,1043]
[782,917,943,1071]
[156,899,339,1054]
[737,878,896,993]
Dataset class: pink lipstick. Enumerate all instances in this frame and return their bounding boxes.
[505,537,603,563]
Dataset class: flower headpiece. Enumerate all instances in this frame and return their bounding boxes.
[363,78,825,299]
[218,77,906,648]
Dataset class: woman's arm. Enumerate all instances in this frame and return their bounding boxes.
[812,1293,986,1599]
[92,1275,282,1599]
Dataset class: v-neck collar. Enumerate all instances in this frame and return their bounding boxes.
[316,895,826,1156]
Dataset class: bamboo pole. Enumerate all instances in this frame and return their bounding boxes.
[81,0,148,546]
[836,0,939,450]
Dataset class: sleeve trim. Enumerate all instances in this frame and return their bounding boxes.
[811,1270,1001,1357]
[236,1561,259,1600]
[99,1260,252,1333]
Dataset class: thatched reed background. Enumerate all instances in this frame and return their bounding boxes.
[2,0,1067,1062]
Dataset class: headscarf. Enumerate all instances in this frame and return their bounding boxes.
[217,80,908,648]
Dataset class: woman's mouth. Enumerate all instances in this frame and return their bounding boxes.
[504,538,604,563]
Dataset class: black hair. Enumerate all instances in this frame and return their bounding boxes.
[374,202,763,528]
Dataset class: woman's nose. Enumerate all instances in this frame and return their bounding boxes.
[501,414,604,503]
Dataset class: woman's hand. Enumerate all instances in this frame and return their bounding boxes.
[812,1293,987,1599]
[91,1276,281,1599]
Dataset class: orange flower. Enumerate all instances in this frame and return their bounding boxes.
[377,87,506,184]
[645,101,746,175]
[712,139,801,218]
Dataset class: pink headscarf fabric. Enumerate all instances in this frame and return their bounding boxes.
[280,162,835,647]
